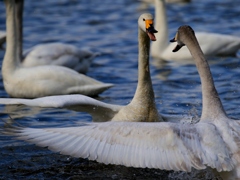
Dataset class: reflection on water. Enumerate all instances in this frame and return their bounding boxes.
[0,0,240,179]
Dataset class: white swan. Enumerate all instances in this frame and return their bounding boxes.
[1,0,113,98]
[151,0,240,62]
[0,13,163,122]
[0,30,6,49]
[2,25,240,178]
[16,0,98,74]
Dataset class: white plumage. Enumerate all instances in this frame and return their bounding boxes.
[4,121,234,172]
[0,94,123,121]
[22,43,99,74]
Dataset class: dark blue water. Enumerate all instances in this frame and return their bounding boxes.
[0,0,240,179]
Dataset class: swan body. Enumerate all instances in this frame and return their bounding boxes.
[151,0,240,61]
[2,0,113,98]
[15,0,98,74]
[0,13,162,122]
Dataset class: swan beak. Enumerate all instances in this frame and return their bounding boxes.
[172,44,183,52]
[145,20,158,41]
[170,37,176,43]
[170,37,185,52]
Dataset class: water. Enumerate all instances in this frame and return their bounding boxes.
[0,0,240,179]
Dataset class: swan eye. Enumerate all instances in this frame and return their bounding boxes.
[143,18,145,21]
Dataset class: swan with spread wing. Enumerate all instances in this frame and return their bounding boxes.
[2,24,240,178]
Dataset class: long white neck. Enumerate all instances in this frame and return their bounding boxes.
[2,0,20,77]
[129,27,160,120]
[15,0,24,60]
[185,35,227,121]
[151,0,169,58]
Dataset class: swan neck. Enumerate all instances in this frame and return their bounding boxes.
[151,0,168,56]
[3,0,20,74]
[186,36,226,120]
[132,28,155,105]
[15,0,24,60]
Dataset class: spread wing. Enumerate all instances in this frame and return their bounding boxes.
[3,121,234,172]
[0,95,122,121]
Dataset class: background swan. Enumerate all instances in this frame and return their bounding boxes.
[16,0,98,74]
[140,0,190,4]
[151,0,240,62]
[2,25,240,178]
[22,43,98,74]
[2,0,113,98]
[0,13,162,123]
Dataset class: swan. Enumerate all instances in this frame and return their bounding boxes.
[2,25,240,178]
[0,30,6,49]
[139,0,191,5]
[0,13,163,122]
[16,0,98,74]
[1,0,113,98]
[169,25,240,179]
[151,0,240,62]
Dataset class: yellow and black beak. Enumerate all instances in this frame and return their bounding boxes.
[145,19,158,41]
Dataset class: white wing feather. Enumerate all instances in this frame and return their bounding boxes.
[6,121,234,172]
[0,95,122,121]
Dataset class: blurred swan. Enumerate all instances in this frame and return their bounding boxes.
[140,0,190,4]
[16,0,98,74]
[0,30,6,49]
[2,25,240,177]
[0,13,162,122]
[170,25,240,179]
[22,43,98,74]
[151,0,240,62]
[137,0,190,11]
[2,0,113,98]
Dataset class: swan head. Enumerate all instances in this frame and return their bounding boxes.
[138,13,158,41]
[170,25,195,52]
